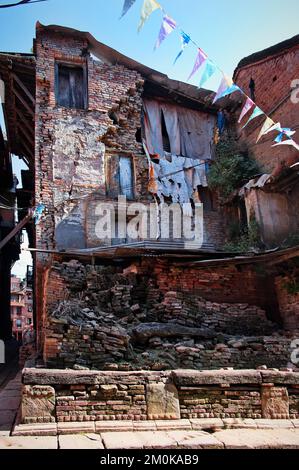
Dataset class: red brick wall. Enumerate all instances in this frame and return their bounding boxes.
[275,274,299,330]
[234,45,299,172]
[152,260,279,319]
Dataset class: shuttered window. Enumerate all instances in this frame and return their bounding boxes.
[107,155,134,199]
[55,63,87,109]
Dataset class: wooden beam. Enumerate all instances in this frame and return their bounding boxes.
[17,122,34,149]
[0,210,33,251]
[12,86,34,116]
[16,108,34,138]
[13,73,35,105]
[19,138,34,161]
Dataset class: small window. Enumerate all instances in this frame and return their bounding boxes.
[55,63,87,109]
[107,156,134,199]
[28,306,32,312]
[27,318,32,325]
[16,306,22,315]
[16,319,22,328]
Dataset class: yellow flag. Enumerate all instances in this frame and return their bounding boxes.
[256,117,274,143]
[138,0,161,32]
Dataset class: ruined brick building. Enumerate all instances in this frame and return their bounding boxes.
[0,24,299,424]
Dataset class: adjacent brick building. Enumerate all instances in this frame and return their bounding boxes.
[234,34,299,172]
[10,274,33,343]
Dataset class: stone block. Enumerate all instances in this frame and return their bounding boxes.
[21,385,55,424]
[146,383,180,420]
[261,385,289,419]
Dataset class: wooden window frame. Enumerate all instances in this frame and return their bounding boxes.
[54,61,88,110]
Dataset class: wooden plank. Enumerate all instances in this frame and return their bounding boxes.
[12,86,34,116]
[16,108,34,137]
[0,210,33,251]
[17,123,34,148]
[119,156,134,199]
[13,73,35,105]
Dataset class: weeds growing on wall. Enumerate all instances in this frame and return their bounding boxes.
[208,136,261,200]
[223,218,262,253]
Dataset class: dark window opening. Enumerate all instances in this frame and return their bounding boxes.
[55,63,87,109]
[16,306,22,315]
[135,127,142,143]
[249,78,255,102]
[273,76,277,82]
[198,187,214,211]
[27,318,32,325]
[161,110,171,153]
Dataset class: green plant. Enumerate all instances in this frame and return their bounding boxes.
[208,136,261,200]
[223,218,262,253]
[283,278,299,295]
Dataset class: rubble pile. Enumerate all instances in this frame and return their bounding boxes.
[44,261,298,371]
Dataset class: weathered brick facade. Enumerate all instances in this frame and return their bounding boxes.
[234,37,299,172]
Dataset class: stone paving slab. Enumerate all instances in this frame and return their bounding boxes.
[166,430,224,449]
[0,397,20,411]
[213,428,299,449]
[190,418,224,431]
[0,436,57,449]
[58,433,104,449]
[101,431,143,449]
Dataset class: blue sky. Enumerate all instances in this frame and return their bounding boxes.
[0,0,298,85]
[1,0,298,276]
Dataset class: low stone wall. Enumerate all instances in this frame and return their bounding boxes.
[21,368,299,424]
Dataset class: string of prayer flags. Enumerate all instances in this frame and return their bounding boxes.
[256,117,274,142]
[198,59,217,88]
[120,0,136,18]
[155,14,176,49]
[187,48,208,81]
[274,128,296,143]
[242,106,264,129]
[238,97,254,123]
[138,0,161,32]
[174,31,191,64]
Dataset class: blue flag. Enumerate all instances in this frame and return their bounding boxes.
[120,0,136,18]
[199,60,216,88]
[174,31,191,64]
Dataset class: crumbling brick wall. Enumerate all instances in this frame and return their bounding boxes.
[275,273,299,330]
[41,258,297,371]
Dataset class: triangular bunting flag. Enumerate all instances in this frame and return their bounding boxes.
[238,97,254,123]
[212,75,233,103]
[272,139,299,151]
[256,117,274,142]
[187,48,208,81]
[274,128,296,143]
[155,14,176,49]
[217,83,240,100]
[262,122,282,135]
[174,31,191,64]
[198,60,217,88]
[138,0,161,33]
[120,0,136,18]
[242,106,264,129]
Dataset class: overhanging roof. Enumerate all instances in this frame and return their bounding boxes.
[36,22,217,113]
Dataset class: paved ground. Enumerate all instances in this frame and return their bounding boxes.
[0,365,299,449]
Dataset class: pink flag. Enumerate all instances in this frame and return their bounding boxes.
[155,14,176,49]
[187,48,208,81]
[238,97,254,123]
